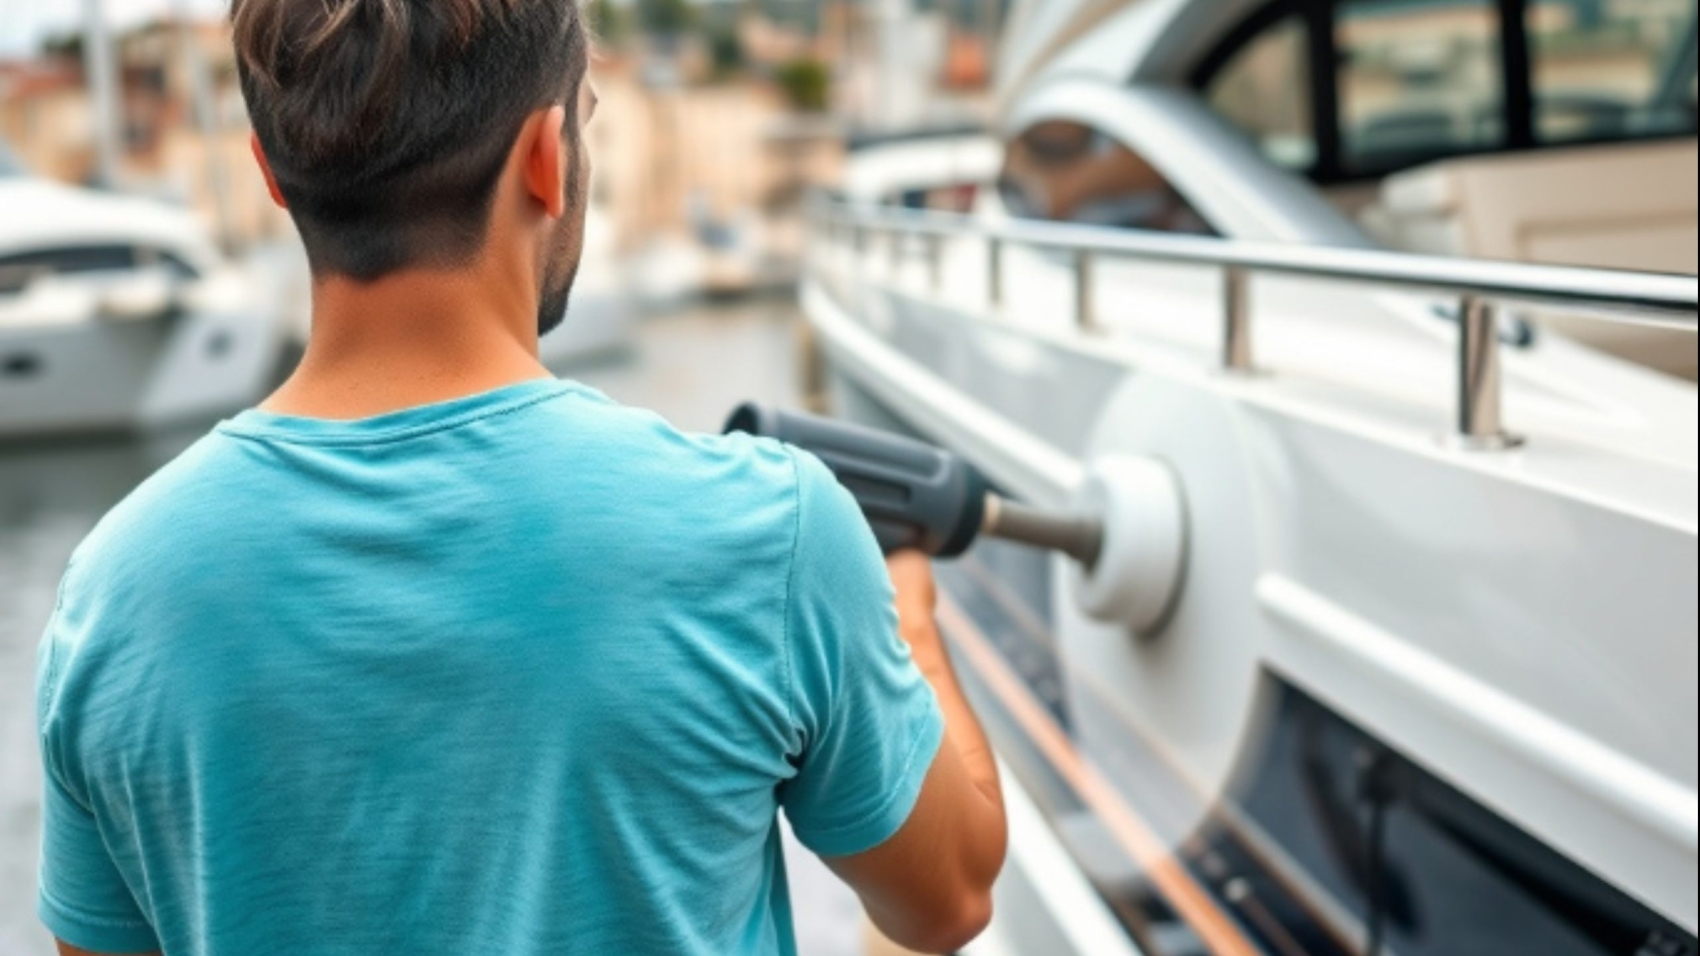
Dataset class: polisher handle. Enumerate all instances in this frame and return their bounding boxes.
[725,403,987,558]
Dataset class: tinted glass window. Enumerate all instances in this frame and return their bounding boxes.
[1529,0,1699,142]
[1207,17,1318,170]
[1338,0,1507,172]
[0,245,142,295]
[1000,121,1216,234]
[157,251,201,280]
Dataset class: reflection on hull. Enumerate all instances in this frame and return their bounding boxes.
[933,534,1697,956]
[811,242,1698,935]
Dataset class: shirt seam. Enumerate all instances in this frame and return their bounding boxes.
[782,449,804,737]
[38,557,73,799]
[215,387,574,448]
[39,558,69,723]
[38,886,151,930]
[792,698,942,843]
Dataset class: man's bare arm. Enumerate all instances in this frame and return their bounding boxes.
[823,552,1008,955]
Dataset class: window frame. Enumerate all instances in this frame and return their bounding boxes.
[1190,0,1697,185]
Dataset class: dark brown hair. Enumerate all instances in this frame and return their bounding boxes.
[232,0,589,280]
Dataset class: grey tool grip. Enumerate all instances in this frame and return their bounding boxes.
[725,404,988,558]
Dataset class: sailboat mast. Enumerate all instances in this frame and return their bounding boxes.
[173,0,237,251]
[79,0,122,188]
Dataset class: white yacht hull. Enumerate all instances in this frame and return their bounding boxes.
[538,291,633,371]
[0,308,280,440]
[805,264,1698,952]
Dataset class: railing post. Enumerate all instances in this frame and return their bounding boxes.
[1075,250,1097,332]
[927,234,943,292]
[826,219,846,297]
[1222,266,1254,372]
[847,225,868,305]
[988,237,1003,309]
[1457,296,1523,449]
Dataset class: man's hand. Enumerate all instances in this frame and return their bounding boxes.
[886,550,940,645]
[822,551,1008,954]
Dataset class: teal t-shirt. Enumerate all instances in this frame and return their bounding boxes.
[35,379,944,956]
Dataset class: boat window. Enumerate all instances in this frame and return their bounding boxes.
[999,121,1217,234]
[1528,0,1699,143]
[135,246,203,281]
[0,245,151,295]
[1197,0,1698,183]
[1337,0,1507,173]
[1206,16,1318,170]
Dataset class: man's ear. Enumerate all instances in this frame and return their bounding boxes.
[250,133,287,209]
[521,105,569,219]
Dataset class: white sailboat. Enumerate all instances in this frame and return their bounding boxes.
[810,1,1699,953]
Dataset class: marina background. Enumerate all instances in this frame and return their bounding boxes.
[3,0,1696,953]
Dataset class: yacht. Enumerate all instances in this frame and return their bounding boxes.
[538,206,636,370]
[807,1,1699,954]
[0,148,285,439]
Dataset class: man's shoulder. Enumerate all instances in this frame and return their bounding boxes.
[64,431,248,591]
[534,387,807,509]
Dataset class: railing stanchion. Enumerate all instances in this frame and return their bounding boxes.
[1075,251,1097,332]
[1222,266,1254,372]
[1457,296,1523,450]
[835,220,851,300]
[806,202,1696,446]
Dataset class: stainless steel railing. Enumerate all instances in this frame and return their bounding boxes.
[810,201,1699,450]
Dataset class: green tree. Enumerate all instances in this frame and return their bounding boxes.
[707,25,744,77]
[42,31,85,60]
[635,0,696,36]
[773,58,830,112]
[586,0,628,45]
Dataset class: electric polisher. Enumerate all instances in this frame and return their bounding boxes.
[725,403,1188,633]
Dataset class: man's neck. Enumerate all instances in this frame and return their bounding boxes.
[262,266,552,420]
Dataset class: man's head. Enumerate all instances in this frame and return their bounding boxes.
[232,0,592,335]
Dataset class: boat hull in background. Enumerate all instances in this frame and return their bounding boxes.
[0,307,279,440]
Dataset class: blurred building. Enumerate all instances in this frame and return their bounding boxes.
[0,59,90,177]
[588,52,843,263]
[1,0,1011,296]
[1,17,287,250]
[825,0,999,132]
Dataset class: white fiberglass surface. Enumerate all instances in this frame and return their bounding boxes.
[807,270,1698,942]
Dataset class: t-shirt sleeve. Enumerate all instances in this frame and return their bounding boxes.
[779,450,945,858]
[36,593,159,954]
